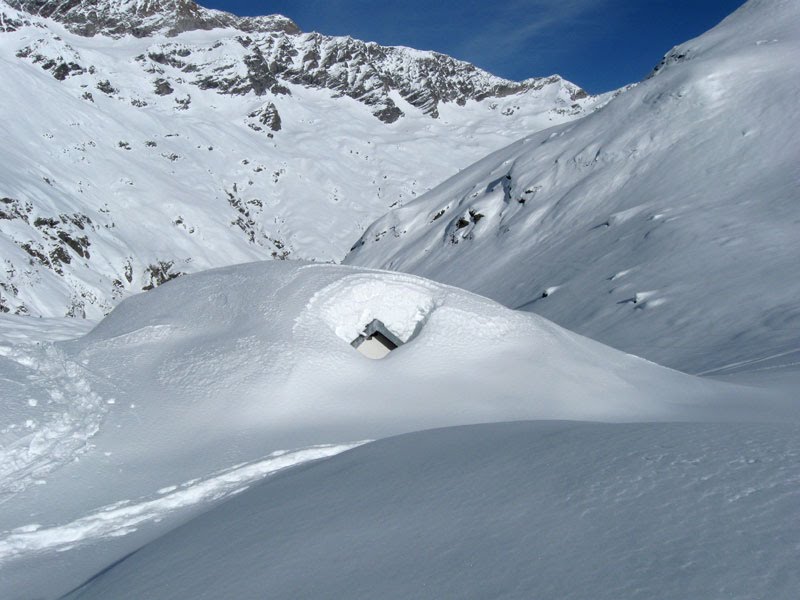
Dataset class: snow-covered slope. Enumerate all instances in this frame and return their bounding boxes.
[65,420,800,600]
[346,0,800,374]
[0,0,601,319]
[0,261,783,598]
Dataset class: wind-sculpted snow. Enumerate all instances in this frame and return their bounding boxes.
[64,421,800,600]
[0,261,784,598]
[1,3,798,596]
[0,0,602,318]
[346,0,800,375]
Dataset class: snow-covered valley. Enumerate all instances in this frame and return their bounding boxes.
[0,0,798,598]
[0,0,601,319]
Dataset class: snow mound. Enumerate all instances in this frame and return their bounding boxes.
[301,272,438,344]
[0,260,783,597]
[64,421,800,600]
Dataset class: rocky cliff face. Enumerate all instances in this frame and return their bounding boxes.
[6,0,589,122]
[5,0,299,37]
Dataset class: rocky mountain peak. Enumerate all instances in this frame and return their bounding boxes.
[5,0,299,37]
[3,0,591,122]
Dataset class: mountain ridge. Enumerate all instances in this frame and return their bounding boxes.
[3,0,590,122]
[0,0,603,318]
[5,0,300,37]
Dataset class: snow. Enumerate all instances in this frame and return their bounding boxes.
[346,0,800,376]
[0,260,790,598]
[0,1,797,598]
[0,442,362,561]
[0,341,106,496]
[308,272,437,343]
[63,421,800,600]
[0,1,602,318]
[0,315,95,345]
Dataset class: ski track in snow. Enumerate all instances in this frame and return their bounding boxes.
[695,347,800,376]
[0,442,364,561]
[0,342,107,500]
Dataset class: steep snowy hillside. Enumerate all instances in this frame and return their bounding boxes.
[0,261,783,598]
[0,0,601,319]
[347,0,800,374]
[64,421,800,600]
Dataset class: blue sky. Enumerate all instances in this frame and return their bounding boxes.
[202,0,746,93]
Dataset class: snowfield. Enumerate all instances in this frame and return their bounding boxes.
[346,0,800,375]
[64,421,800,600]
[0,261,792,598]
[0,0,798,598]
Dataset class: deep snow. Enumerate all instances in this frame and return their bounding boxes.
[0,261,789,598]
[64,421,800,600]
[0,1,797,598]
[346,0,800,375]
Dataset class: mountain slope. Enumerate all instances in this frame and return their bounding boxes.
[346,0,800,374]
[0,0,601,319]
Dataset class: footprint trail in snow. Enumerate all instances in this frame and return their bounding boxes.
[0,342,107,500]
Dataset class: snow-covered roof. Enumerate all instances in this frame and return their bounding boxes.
[350,318,404,351]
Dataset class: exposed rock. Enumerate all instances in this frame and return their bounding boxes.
[0,0,599,319]
[9,0,591,122]
[648,47,692,78]
[6,0,299,38]
[153,78,174,95]
[246,102,281,133]
[96,79,117,94]
[142,260,182,290]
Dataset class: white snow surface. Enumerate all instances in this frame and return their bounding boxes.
[346,0,800,374]
[0,260,789,598]
[0,442,362,561]
[311,273,437,344]
[64,421,800,600]
[0,1,798,597]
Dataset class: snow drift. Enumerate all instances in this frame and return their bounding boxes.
[346,0,800,375]
[64,420,800,600]
[1,1,798,598]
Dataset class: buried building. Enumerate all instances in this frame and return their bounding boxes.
[351,319,405,359]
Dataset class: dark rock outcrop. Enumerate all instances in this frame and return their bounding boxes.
[247,102,282,133]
